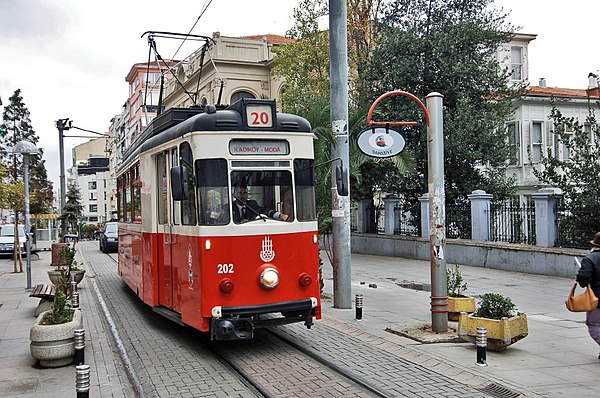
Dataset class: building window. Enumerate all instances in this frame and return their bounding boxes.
[230,90,255,104]
[554,127,574,161]
[510,46,523,81]
[89,181,97,190]
[89,204,98,213]
[530,121,543,163]
[507,122,520,165]
[90,192,97,201]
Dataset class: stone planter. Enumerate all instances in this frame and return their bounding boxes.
[48,269,85,285]
[447,296,476,321]
[457,312,528,351]
[71,269,86,285]
[47,270,63,285]
[30,309,83,367]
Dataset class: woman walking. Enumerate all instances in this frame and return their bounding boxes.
[576,232,600,359]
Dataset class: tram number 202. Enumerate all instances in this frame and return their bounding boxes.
[217,263,234,274]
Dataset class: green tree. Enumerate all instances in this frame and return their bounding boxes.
[62,184,83,235]
[0,89,54,214]
[362,0,518,210]
[532,102,600,247]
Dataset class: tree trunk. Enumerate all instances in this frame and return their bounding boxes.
[12,209,23,273]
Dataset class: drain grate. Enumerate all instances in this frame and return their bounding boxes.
[479,383,521,398]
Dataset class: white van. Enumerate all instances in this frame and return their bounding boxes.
[0,224,26,254]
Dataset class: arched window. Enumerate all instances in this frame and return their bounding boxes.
[230,90,255,104]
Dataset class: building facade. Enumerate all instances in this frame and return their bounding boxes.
[163,32,291,110]
[497,33,599,201]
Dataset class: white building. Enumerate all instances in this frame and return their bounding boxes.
[498,34,599,200]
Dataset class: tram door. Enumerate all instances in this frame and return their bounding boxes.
[156,150,175,309]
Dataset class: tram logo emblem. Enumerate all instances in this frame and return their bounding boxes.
[188,245,194,288]
[260,236,275,263]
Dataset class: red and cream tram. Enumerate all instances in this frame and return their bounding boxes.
[116,99,321,340]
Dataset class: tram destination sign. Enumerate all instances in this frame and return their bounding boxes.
[229,139,290,155]
[357,127,406,158]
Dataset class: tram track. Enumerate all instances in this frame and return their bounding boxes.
[203,326,393,398]
[103,251,388,397]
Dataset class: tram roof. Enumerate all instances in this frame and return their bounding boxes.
[119,99,311,171]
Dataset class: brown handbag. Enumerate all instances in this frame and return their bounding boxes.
[565,283,599,312]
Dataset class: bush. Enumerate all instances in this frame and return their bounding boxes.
[42,270,73,325]
[474,293,517,319]
[446,264,468,297]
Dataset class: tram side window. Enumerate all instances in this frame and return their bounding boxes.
[133,164,141,223]
[179,142,197,225]
[117,176,124,222]
[294,159,317,221]
[171,148,181,225]
[157,153,168,225]
[125,170,132,222]
[196,158,229,225]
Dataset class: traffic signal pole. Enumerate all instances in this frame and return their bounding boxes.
[329,0,352,309]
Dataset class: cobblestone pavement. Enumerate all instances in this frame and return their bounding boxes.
[80,241,505,397]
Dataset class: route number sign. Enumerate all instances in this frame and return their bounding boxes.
[246,104,273,128]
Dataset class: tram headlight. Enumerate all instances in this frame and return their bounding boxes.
[298,272,312,287]
[219,278,234,294]
[260,268,280,289]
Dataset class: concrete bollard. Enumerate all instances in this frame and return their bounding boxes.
[476,326,487,366]
[74,328,85,366]
[75,364,90,398]
[355,294,363,321]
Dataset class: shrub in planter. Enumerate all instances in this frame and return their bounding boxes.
[31,267,82,367]
[458,292,528,351]
[446,265,476,320]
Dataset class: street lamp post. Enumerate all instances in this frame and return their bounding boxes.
[13,140,39,290]
[55,118,71,240]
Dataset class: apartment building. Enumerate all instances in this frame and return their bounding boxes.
[497,33,600,200]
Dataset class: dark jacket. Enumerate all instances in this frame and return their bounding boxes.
[576,249,600,307]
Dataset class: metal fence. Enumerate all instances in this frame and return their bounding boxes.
[488,200,536,245]
[555,198,599,249]
[445,202,471,239]
[393,204,420,236]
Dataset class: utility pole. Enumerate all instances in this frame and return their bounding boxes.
[426,93,448,333]
[56,118,71,239]
[329,0,352,309]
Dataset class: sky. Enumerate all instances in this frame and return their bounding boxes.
[0,0,598,197]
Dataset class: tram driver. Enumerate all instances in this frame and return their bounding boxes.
[232,184,289,223]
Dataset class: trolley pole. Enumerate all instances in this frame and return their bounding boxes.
[426,93,448,333]
[56,118,71,239]
[329,0,352,309]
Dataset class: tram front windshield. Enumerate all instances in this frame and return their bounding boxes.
[196,159,316,225]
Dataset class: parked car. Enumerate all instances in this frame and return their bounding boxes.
[0,224,26,255]
[99,222,118,253]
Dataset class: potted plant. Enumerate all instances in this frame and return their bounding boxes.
[30,269,83,367]
[446,264,476,321]
[457,293,528,351]
[48,246,85,285]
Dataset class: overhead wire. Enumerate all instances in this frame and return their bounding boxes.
[140,0,220,109]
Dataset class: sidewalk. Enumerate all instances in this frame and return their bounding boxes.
[0,249,133,398]
[321,253,599,396]
[0,245,597,397]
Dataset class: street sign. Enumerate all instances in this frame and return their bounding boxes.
[357,127,406,158]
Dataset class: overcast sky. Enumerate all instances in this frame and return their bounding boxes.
[1,0,598,197]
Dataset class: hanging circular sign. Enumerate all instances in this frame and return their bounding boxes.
[357,127,406,158]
